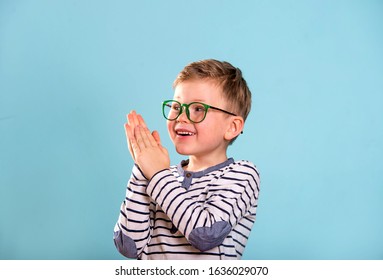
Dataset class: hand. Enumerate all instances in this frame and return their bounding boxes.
[125,111,159,160]
[131,125,170,179]
[125,111,145,162]
[125,111,170,179]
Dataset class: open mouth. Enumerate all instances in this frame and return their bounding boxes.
[176,130,196,136]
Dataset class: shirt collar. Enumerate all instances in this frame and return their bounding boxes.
[176,158,234,178]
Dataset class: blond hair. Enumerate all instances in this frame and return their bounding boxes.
[173,59,252,121]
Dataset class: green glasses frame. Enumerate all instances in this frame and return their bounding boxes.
[162,99,238,124]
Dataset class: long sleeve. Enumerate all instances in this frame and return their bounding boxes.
[113,164,153,258]
[145,161,260,252]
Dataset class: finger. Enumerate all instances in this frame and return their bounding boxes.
[128,126,141,155]
[126,114,135,140]
[137,125,157,148]
[145,127,159,147]
[126,111,133,123]
[132,111,140,127]
[125,123,136,160]
[134,125,149,148]
[128,111,139,128]
[152,130,161,145]
[137,114,148,128]
[125,123,134,140]
[125,123,135,149]
[124,123,130,144]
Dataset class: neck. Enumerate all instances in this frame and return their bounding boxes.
[184,153,228,172]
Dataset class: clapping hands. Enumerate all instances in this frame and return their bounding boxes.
[125,111,170,180]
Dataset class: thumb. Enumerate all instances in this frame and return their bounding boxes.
[152,130,161,145]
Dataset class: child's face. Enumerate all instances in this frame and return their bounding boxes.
[167,79,233,159]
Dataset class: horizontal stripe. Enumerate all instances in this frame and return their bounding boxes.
[237,221,252,232]
[126,186,148,196]
[125,197,150,206]
[142,250,235,257]
[124,207,149,216]
[120,224,149,234]
[151,234,185,239]
[115,159,259,260]
[147,242,192,248]
[127,218,149,224]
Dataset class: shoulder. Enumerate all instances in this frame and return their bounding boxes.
[230,160,260,177]
[228,160,260,189]
[218,160,260,194]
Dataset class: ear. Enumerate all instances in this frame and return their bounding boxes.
[224,116,244,141]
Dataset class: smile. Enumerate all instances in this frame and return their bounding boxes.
[176,130,196,136]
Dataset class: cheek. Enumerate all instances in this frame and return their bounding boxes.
[199,119,227,137]
[167,121,174,135]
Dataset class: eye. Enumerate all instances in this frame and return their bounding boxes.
[171,103,181,111]
[193,104,206,112]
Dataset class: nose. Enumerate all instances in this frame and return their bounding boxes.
[176,105,189,123]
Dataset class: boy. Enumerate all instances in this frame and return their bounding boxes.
[113,59,260,260]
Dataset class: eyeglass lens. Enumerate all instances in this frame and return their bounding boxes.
[163,101,207,123]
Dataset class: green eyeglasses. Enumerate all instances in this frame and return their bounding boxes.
[162,99,238,123]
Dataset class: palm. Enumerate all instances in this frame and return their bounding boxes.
[125,111,170,179]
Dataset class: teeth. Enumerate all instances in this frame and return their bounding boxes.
[177,131,194,136]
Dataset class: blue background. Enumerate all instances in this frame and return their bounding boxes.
[1,0,382,260]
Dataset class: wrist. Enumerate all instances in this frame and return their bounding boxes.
[132,164,148,181]
[146,168,171,196]
[146,167,170,181]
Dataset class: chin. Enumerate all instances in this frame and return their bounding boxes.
[175,148,191,156]
[174,145,193,156]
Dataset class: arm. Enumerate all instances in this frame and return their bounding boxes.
[114,111,158,258]
[126,112,260,251]
[147,161,260,251]
[113,164,153,258]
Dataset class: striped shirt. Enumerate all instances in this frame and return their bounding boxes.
[113,158,260,260]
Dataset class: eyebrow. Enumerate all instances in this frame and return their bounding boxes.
[173,97,209,103]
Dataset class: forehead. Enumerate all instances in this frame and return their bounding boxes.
[173,79,225,104]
